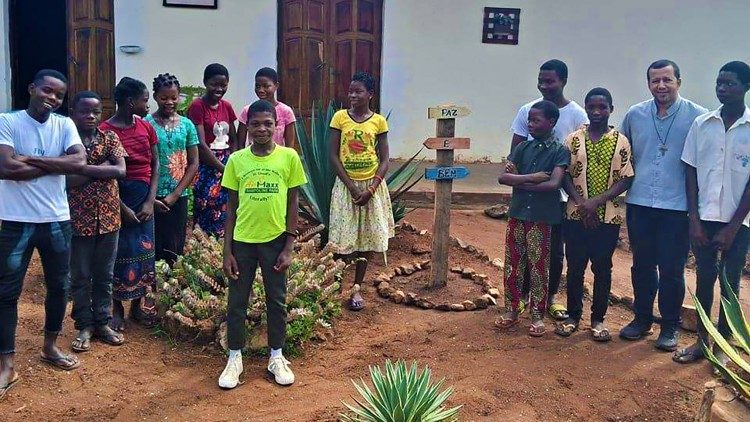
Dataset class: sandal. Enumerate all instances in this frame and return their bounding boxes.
[554,319,579,337]
[494,313,519,329]
[348,285,364,311]
[40,352,81,371]
[0,374,20,401]
[529,320,546,337]
[548,303,569,321]
[71,328,93,353]
[93,326,125,346]
[672,345,705,364]
[591,323,611,342]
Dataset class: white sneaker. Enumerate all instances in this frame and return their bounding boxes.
[218,354,243,389]
[268,356,295,386]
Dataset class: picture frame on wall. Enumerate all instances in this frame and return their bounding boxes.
[163,0,218,9]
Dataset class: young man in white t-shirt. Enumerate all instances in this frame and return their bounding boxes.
[508,60,589,320]
[0,69,86,399]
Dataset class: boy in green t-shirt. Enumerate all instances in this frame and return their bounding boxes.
[218,100,307,389]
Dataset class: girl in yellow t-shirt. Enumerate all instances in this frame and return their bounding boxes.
[329,71,395,311]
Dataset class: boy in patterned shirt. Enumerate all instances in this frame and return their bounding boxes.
[557,88,634,341]
[66,91,128,352]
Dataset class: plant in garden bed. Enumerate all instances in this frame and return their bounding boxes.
[151,228,345,355]
[693,271,750,400]
[295,102,423,243]
[340,360,462,422]
[176,85,206,117]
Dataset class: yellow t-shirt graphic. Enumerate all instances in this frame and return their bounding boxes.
[330,110,389,181]
[221,146,307,243]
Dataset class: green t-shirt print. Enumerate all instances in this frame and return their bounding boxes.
[221,146,307,243]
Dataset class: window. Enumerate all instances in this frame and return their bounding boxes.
[482,7,520,45]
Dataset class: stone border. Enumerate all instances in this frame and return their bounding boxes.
[372,222,507,312]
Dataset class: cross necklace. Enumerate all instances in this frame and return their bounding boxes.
[651,100,682,156]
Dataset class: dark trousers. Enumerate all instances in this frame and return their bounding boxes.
[70,231,119,330]
[563,220,620,323]
[523,202,564,301]
[226,236,288,351]
[0,221,72,354]
[627,204,689,329]
[155,196,189,264]
[692,221,750,338]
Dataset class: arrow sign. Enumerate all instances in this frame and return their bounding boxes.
[423,137,471,150]
[425,166,470,181]
[428,105,471,120]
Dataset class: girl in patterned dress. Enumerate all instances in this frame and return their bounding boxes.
[329,72,394,311]
[188,63,238,238]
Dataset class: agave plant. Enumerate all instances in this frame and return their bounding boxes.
[693,272,750,399]
[340,360,462,422]
[295,103,423,243]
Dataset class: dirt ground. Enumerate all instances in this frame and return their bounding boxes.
[1,209,747,421]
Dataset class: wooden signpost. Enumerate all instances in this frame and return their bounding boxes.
[424,104,471,288]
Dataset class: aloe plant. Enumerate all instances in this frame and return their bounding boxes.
[294,103,423,243]
[692,271,750,399]
[340,360,462,422]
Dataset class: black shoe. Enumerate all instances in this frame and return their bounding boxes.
[655,327,679,351]
[619,318,653,340]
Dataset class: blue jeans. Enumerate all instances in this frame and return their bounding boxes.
[692,221,750,338]
[626,204,689,329]
[0,221,72,354]
[70,231,119,330]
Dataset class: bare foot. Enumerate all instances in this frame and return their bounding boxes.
[111,300,126,332]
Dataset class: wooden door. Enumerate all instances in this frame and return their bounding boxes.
[67,0,116,118]
[278,0,382,121]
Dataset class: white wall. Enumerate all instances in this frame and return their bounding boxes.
[0,0,11,112]
[114,0,277,113]
[380,0,750,161]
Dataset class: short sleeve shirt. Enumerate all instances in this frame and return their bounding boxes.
[510,98,589,142]
[68,129,127,236]
[507,137,571,224]
[221,146,307,243]
[681,106,750,226]
[564,126,635,225]
[100,117,158,183]
[330,110,388,181]
[187,98,237,147]
[0,111,82,223]
[145,115,199,197]
[239,101,296,146]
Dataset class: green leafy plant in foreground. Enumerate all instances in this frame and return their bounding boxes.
[340,360,462,422]
[693,265,750,399]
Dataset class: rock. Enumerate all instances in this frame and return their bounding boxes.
[474,296,490,309]
[473,273,489,283]
[377,281,390,291]
[394,267,403,276]
[391,290,406,304]
[455,237,468,249]
[216,321,228,351]
[450,266,463,274]
[379,286,396,298]
[435,303,451,311]
[247,326,269,350]
[405,292,418,305]
[373,274,390,287]
[681,304,698,332]
[461,267,476,279]
[609,292,622,303]
[462,300,477,311]
[466,245,477,254]
[421,260,431,269]
[416,299,435,309]
[401,264,416,276]
[483,294,498,306]
[484,204,509,219]
[411,244,431,255]
[487,288,501,299]
[491,258,504,268]
[477,251,490,261]
[620,295,634,308]
[419,229,428,235]
[450,303,465,312]
[413,263,422,271]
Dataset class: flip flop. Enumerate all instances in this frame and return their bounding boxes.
[348,285,364,311]
[529,322,546,337]
[591,326,611,343]
[494,315,519,329]
[548,303,569,321]
[0,374,20,401]
[672,347,705,364]
[93,326,125,346]
[554,319,579,337]
[40,353,81,371]
[71,331,92,353]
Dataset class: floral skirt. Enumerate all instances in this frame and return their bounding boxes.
[193,149,230,238]
[329,177,395,254]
